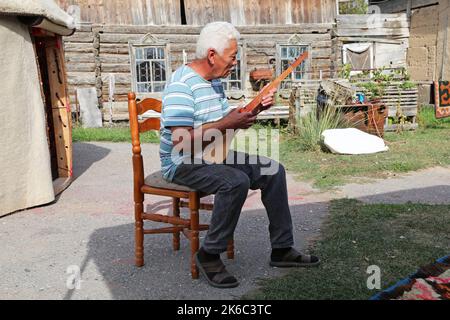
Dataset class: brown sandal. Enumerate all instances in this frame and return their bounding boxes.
[270,248,320,268]
[195,253,239,288]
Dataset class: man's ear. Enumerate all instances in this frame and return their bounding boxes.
[207,48,216,65]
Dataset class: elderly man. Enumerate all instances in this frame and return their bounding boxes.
[160,22,319,288]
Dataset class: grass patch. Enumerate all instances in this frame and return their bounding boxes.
[72,124,159,143]
[243,199,450,300]
[280,107,450,189]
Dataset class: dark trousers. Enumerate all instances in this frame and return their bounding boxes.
[172,151,294,254]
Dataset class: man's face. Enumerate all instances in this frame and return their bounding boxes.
[211,39,238,79]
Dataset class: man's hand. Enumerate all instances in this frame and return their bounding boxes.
[223,107,257,130]
[258,85,277,112]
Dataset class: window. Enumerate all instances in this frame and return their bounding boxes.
[277,45,308,90]
[221,45,244,92]
[133,46,168,93]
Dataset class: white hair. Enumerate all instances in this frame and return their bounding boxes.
[195,22,240,59]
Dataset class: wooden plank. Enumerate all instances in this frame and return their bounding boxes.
[336,14,409,24]
[338,20,410,29]
[63,42,94,53]
[375,0,438,13]
[101,63,131,73]
[53,177,73,196]
[337,37,405,44]
[99,54,130,64]
[64,32,94,43]
[336,28,410,37]
[100,32,325,44]
[66,63,96,72]
[99,43,130,54]
[45,37,72,179]
[101,73,131,84]
[229,0,245,25]
[67,72,96,85]
[387,107,418,117]
[98,23,332,34]
[65,52,95,63]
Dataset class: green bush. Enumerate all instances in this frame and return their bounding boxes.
[296,106,350,152]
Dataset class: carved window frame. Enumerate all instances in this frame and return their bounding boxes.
[129,33,171,99]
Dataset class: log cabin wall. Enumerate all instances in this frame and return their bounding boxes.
[56,0,337,118]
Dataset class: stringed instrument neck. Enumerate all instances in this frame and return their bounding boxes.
[241,50,309,113]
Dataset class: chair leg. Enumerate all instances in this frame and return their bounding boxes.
[189,192,200,279]
[227,239,235,259]
[135,200,144,267]
[172,197,180,251]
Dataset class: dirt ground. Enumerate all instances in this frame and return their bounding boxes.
[0,142,449,300]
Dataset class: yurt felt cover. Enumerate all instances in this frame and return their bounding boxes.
[0,16,55,216]
[0,0,75,33]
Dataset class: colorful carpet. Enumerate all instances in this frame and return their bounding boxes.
[370,255,450,300]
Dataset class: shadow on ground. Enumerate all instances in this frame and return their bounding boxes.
[63,201,328,300]
[72,142,111,180]
[64,185,450,300]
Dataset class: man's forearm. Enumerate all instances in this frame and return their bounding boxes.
[172,118,232,155]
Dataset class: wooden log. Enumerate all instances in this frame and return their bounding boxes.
[336,28,409,37]
[101,73,131,84]
[63,42,94,53]
[65,52,95,63]
[336,14,408,24]
[99,44,130,54]
[64,32,93,43]
[337,20,410,29]
[101,63,131,73]
[67,72,96,85]
[99,54,130,64]
[96,24,333,35]
[66,63,96,72]
[99,33,331,44]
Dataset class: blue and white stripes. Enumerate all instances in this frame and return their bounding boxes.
[159,65,230,181]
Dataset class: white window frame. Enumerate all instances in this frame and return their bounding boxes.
[276,43,311,90]
[129,34,171,99]
[221,42,246,97]
[276,40,310,91]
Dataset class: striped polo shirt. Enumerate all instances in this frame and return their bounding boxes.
[159,65,231,181]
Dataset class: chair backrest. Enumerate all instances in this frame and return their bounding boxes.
[128,92,162,189]
[128,92,162,140]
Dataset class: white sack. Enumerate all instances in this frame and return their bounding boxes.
[322,128,389,155]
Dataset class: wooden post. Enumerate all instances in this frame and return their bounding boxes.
[189,192,200,279]
[172,197,181,251]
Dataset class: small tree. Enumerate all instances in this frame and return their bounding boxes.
[339,0,368,14]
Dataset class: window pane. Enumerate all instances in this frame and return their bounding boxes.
[281,81,291,90]
[152,61,166,81]
[136,61,150,82]
[288,47,296,58]
[158,48,164,59]
[229,67,238,81]
[153,82,165,92]
[145,48,156,59]
[229,81,241,90]
[138,83,151,93]
[279,45,307,84]
[135,48,143,60]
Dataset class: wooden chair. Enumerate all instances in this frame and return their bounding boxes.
[127,92,234,279]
